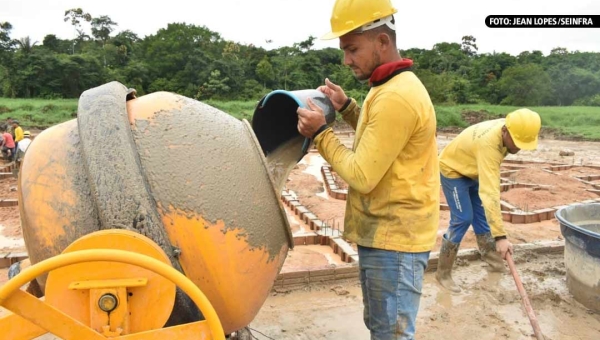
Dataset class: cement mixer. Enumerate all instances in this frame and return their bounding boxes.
[0,81,335,339]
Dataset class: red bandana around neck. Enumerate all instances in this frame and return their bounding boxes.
[369,58,414,86]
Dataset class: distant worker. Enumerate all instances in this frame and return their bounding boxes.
[0,125,16,161]
[12,120,24,161]
[436,109,542,293]
[296,0,440,338]
[15,130,32,163]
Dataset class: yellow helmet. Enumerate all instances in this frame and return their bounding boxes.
[505,109,542,150]
[322,0,398,40]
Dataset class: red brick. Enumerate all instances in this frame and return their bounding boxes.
[525,213,539,224]
[293,236,306,246]
[278,271,310,279]
[335,272,359,280]
[511,213,526,224]
[283,277,310,285]
[312,220,324,230]
[310,274,336,283]
[0,199,18,207]
[305,235,318,245]
[310,268,336,277]
[335,266,358,275]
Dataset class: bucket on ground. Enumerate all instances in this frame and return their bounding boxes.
[555,203,600,312]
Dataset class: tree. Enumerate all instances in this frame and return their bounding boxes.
[91,15,117,46]
[295,36,316,52]
[461,35,478,57]
[547,65,600,105]
[498,64,552,106]
[0,22,14,52]
[63,8,92,54]
[256,56,274,89]
[91,15,118,67]
[15,37,39,55]
[197,69,230,99]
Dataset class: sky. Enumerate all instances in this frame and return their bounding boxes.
[2,0,600,56]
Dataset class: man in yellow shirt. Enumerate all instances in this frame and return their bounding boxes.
[436,109,541,293]
[11,120,24,161]
[296,0,439,338]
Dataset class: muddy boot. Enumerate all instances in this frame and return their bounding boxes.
[476,233,507,273]
[436,237,461,293]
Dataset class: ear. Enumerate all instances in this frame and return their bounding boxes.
[377,33,391,49]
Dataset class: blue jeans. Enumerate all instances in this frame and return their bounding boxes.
[441,174,491,244]
[358,245,430,340]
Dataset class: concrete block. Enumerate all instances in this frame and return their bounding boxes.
[502,211,512,222]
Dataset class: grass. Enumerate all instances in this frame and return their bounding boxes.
[1,98,600,140]
[436,104,600,140]
[0,98,78,129]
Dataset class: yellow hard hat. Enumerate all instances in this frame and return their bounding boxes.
[322,0,398,40]
[505,109,541,150]
[24,130,31,137]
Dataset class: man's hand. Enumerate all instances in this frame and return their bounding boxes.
[496,238,514,260]
[297,98,327,138]
[317,78,349,111]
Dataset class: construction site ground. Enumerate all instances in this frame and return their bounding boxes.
[2,132,600,339]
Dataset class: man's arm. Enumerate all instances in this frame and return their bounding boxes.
[477,145,506,238]
[314,94,418,194]
[338,98,360,130]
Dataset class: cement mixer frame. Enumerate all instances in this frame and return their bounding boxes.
[0,229,226,340]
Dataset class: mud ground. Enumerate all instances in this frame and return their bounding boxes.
[250,253,600,340]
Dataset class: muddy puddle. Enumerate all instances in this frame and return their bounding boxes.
[250,253,600,339]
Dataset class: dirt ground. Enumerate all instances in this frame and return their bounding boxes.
[250,253,600,340]
[501,168,599,211]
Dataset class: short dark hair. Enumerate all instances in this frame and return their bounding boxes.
[365,16,396,46]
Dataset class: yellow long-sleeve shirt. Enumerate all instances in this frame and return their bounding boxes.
[314,71,439,252]
[438,119,509,238]
[14,126,24,143]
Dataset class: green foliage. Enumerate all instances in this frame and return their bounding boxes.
[1,9,600,137]
[498,64,552,106]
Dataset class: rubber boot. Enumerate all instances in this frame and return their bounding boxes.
[435,237,462,293]
[476,233,507,273]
